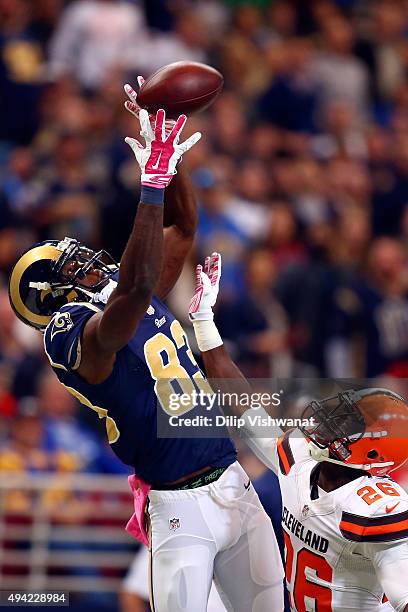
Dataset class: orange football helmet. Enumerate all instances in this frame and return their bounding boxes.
[300,388,408,476]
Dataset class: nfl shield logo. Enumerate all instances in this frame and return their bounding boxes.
[169,518,180,531]
[302,504,310,518]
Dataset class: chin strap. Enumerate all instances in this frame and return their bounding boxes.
[308,441,394,471]
[91,279,117,304]
[29,282,51,290]
[29,280,94,302]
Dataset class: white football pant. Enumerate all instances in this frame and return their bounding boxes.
[147,461,284,611]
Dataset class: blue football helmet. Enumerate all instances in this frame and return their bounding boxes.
[8,237,118,330]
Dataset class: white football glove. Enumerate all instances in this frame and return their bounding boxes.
[125,108,201,188]
[189,252,222,321]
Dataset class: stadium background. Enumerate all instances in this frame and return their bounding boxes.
[1,0,408,609]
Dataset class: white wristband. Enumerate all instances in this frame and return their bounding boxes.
[192,320,223,353]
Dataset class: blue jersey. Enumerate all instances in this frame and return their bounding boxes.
[43,296,236,483]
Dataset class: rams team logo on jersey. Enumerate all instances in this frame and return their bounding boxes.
[50,311,74,340]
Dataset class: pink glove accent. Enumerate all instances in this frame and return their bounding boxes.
[142,111,186,188]
[206,252,221,286]
[125,474,151,547]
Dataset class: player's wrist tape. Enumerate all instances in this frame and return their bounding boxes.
[140,185,165,205]
[192,319,223,352]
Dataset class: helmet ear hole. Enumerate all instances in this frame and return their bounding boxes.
[367,449,379,459]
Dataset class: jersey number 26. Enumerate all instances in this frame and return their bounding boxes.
[284,531,333,611]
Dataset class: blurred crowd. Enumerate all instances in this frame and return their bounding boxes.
[2,0,408,481]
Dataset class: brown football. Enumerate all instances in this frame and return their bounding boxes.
[137,61,224,118]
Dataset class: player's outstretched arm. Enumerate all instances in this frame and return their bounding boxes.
[125,81,198,299]
[78,109,201,384]
[189,253,281,473]
[156,164,198,298]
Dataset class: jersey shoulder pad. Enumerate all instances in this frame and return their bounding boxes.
[339,476,408,543]
[277,430,309,475]
[44,302,99,372]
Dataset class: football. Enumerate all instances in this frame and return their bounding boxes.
[137,61,224,118]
